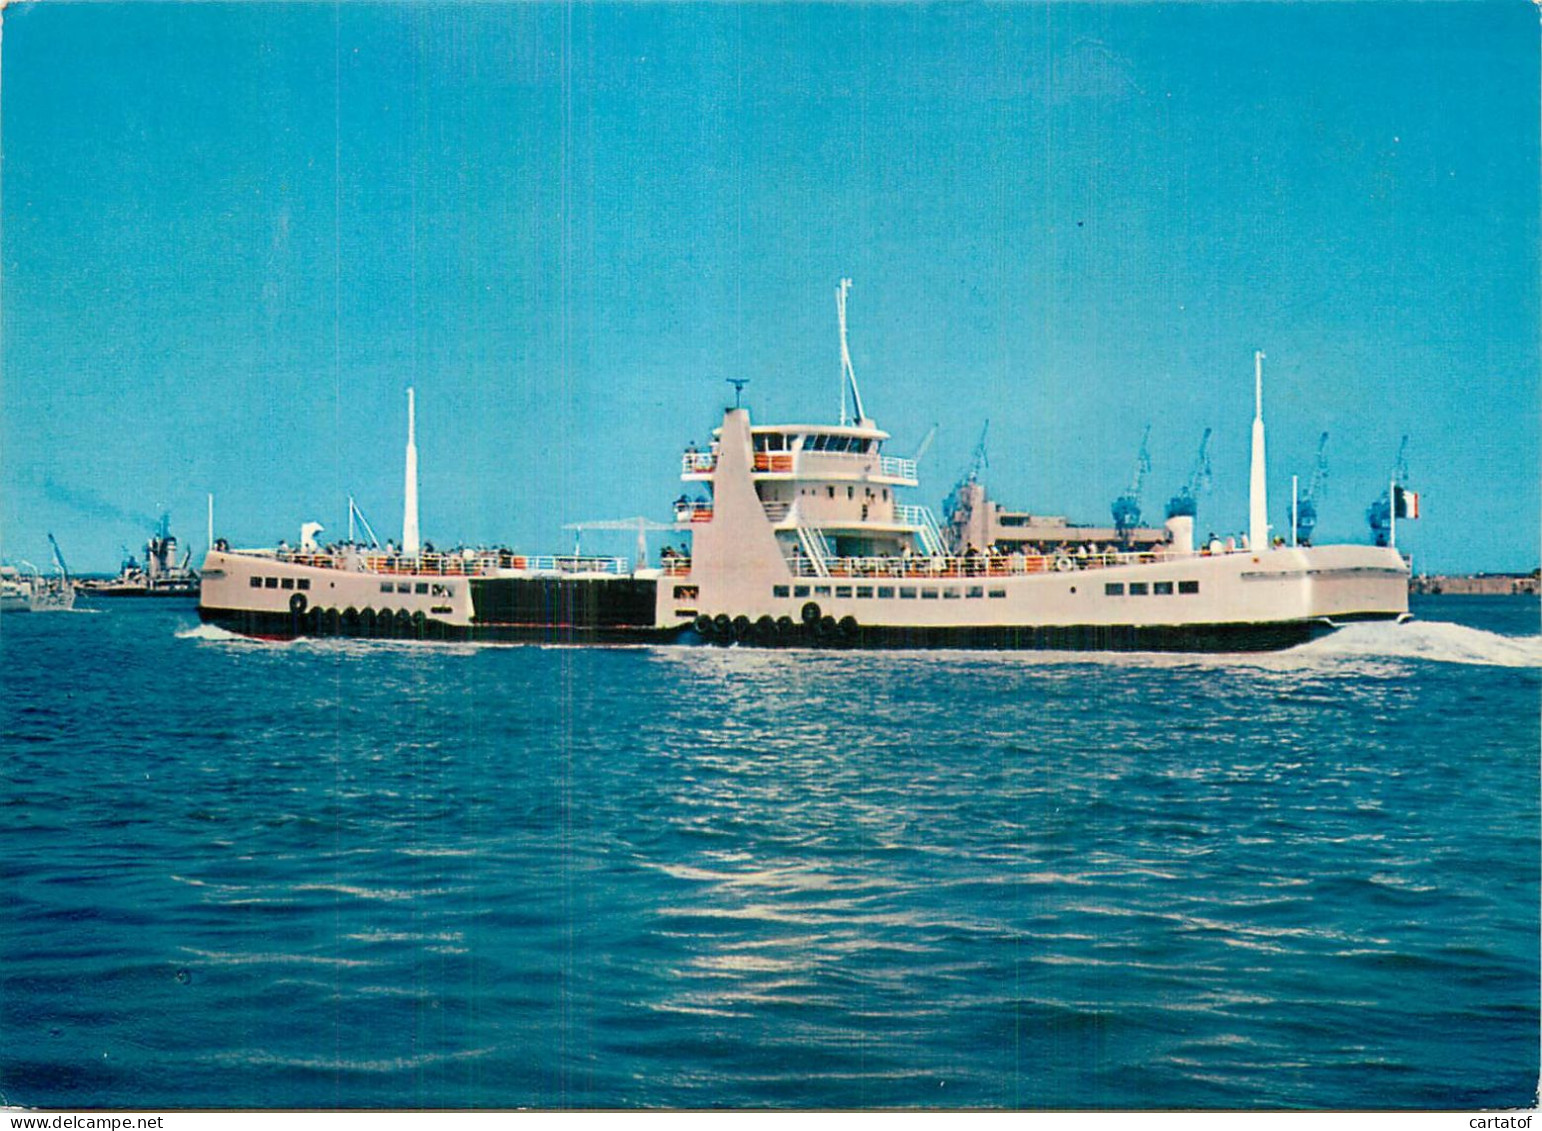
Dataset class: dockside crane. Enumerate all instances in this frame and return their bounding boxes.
[1164,428,1213,521]
[942,420,989,526]
[47,533,71,583]
[1292,432,1329,545]
[1111,424,1152,544]
[1366,435,1409,547]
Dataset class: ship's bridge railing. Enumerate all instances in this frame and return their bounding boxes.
[673,502,714,523]
[785,548,1219,579]
[682,449,917,481]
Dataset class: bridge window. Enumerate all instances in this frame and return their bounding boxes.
[1154,581,1174,595]
[877,586,894,598]
[250,576,263,588]
[899,587,917,599]
[264,577,278,589]
[1179,580,1200,594]
[921,588,939,599]
[297,579,310,591]
[856,586,873,598]
[835,586,852,598]
[1105,582,1124,596]
[966,586,984,598]
[772,585,789,598]
[794,585,810,598]
[1129,582,1149,596]
[989,588,1006,598]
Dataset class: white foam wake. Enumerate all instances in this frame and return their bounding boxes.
[1292,619,1542,668]
[175,622,251,643]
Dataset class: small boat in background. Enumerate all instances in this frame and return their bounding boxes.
[81,514,199,598]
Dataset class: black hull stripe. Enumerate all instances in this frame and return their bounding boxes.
[197,607,1393,652]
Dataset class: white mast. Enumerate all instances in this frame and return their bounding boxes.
[1290,475,1299,548]
[1389,478,1397,549]
[207,493,214,556]
[1249,351,1269,552]
[837,278,867,426]
[403,387,420,556]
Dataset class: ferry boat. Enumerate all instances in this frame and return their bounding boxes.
[198,285,1409,650]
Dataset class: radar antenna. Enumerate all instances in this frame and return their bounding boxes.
[726,378,749,409]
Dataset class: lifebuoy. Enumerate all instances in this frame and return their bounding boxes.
[1054,555,1074,572]
[289,592,308,616]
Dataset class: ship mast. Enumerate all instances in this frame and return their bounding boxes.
[403,387,420,556]
[836,278,868,426]
[1249,351,1269,552]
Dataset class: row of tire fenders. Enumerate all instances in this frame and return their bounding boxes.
[693,601,859,646]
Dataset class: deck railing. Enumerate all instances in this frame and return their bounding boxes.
[785,548,1223,580]
[264,548,629,577]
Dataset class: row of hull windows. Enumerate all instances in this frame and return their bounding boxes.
[1106,581,1200,596]
[245,575,456,599]
[381,580,456,597]
[766,580,1203,601]
[251,576,311,591]
[774,584,1008,600]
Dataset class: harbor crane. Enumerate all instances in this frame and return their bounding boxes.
[1291,432,1329,545]
[47,533,72,582]
[1366,435,1409,547]
[1164,427,1214,521]
[1111,424,1152,544]
[942,420,989,526]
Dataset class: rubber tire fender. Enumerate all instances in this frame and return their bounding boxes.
[800,601,822,626]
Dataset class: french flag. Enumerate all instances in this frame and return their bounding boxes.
[1394,485,1420,520]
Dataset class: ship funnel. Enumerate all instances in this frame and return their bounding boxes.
[403,387,420,555]
[1249,351,1268,552]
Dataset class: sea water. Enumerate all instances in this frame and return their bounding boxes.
[2,595,1537,1110]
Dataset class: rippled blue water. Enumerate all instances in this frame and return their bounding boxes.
[2,595,1538,1110]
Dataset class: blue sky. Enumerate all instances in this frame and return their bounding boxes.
[3,2,1536,573]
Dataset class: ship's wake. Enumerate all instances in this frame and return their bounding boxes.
[1287,618,1541,669]
[176,622,250,643]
